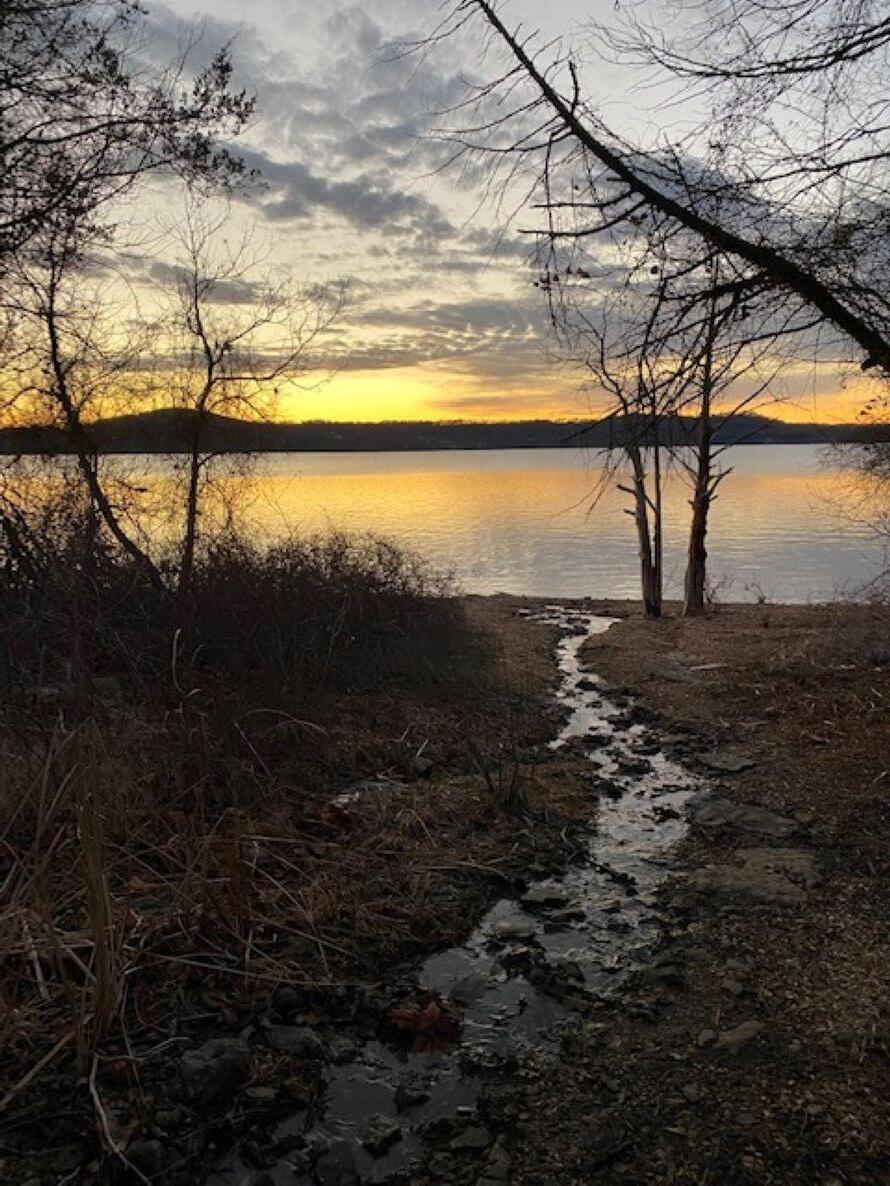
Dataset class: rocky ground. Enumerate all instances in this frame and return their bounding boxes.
[485,601,890,1186]
[5,599,889,1186]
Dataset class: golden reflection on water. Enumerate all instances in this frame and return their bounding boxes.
[199,446,879,601]
[13,447,882,601]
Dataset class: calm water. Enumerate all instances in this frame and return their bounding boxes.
[143,444,883,602]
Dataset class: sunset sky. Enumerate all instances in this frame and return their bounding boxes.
[124,0,874,425]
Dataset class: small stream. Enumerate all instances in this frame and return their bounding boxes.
[209,608,702,1186]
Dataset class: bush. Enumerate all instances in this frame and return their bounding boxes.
[0,513,463,697]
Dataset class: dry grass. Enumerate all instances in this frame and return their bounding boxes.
[0,548,589,1171]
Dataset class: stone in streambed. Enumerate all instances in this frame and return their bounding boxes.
[262,1024,324,1058]
[451,1126,492,1151]
[521,886,569,910]
[180,1038,250,1104]
[689,791,797,839]
[362,1115,402,1157]
[316,1139,361,1186]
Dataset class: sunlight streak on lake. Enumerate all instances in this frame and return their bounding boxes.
[85,445,885,602]
[185,445,880,602]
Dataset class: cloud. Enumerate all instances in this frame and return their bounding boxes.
[234,147,454,238]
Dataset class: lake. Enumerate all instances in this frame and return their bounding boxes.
[167,443,882,603]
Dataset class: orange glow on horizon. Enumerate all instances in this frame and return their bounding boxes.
[272,366,873,425]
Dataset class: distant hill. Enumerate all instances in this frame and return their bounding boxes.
[0,407,886,455]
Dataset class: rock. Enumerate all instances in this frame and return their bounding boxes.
[362,1115,402,1157]
[244,1086,278,1104]
[451,971,490,1005]
[328,1037,359,1065]
[722,978,745,996]
[689,791,797,839]
[636,964,687,989]
[316,1138,361,1186]
[491,918,536,941]
[615,756,650,776]
[697,747,757,774]
[521,886,569,910]
[126,1140,172,1177]
[482,1137,511,1181]
[686,847,817,906]
[681,1083,704,1104]
[718,1020,765,1051]
[272,985,302,1016]
[451,1126,492,1151]
[547,905,586,928]
[263,1024,324,1058]
[696,1027,717,1047]
[180,1038,250,1105]
[395,1075,431,1112]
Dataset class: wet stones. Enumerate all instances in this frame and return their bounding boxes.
[451,1125,492,1151]
[477,1136,511,1183]
[521,886,570,910]
[490,917,536,942]
[686,847,818,906]
[362,1115,402,1157]
[316,1138,361,1186]
[614,755,651,777]
[689,791,798,840]
[262,1023,324,1058]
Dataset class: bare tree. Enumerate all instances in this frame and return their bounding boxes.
[543,220,791,613]
[0,0,253,265]
[430,0,890,372]
[157,200,344,595]
[1,218,163,587]
[562,278,684,617]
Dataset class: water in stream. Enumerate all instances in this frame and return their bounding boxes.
[209,608,703,1186]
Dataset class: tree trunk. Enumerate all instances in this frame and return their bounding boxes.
[628,444,661,618]
[683,289,718,617]
[178,443,201,598]
[44,284,164,592]
[684,455,711,615]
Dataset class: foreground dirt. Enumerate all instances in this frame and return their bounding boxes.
[1,598,596,1184]
[7,599,890,1186]
[489,602,890,1186]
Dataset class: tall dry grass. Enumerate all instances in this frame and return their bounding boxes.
[0,516,480,1110]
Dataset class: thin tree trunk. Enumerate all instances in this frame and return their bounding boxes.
[44,284,164,592]
[684,432,712,615]
[626,444,660,617]
[652,439,663,616]
[684,297,717,615]
[178,442,201,598]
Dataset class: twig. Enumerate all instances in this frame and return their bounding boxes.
[0,1028,75,1112]
[89,1055,153,1186]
